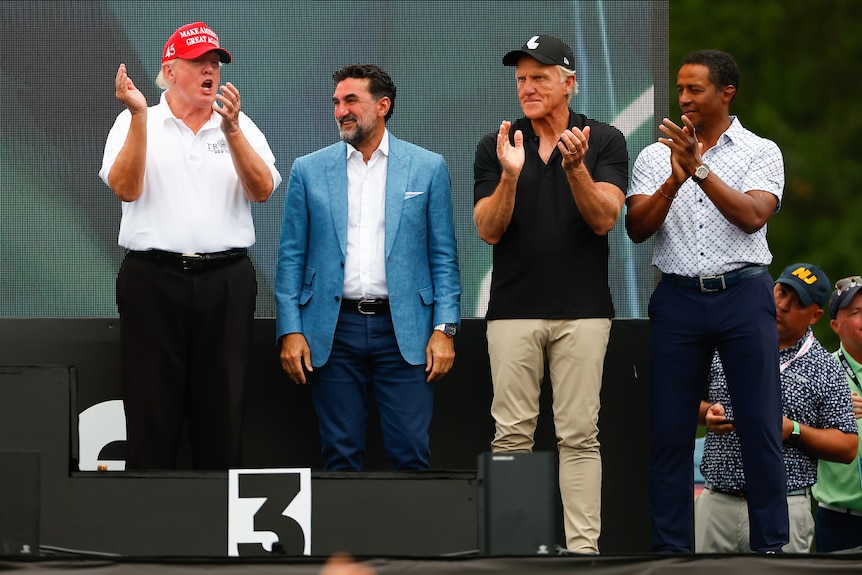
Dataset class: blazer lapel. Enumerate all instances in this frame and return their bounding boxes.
[326,143,349,257]
[385,135,410,258]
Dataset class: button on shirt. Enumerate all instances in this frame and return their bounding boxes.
[343,130,389,300]
[628,117,784,276]
[700,328,858,492]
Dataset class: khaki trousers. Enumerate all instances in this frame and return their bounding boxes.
[695,487,814,553]
[487,318,611,553]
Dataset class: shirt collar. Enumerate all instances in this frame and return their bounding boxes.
[781,326,814,356]
[346,128,390,159]
[155,90,221,130]
[715,115,743,146]
[839,342,862,373]
[516,109,582,139]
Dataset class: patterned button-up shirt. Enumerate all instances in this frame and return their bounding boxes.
[628,116,784,277]
[700,328,858,491]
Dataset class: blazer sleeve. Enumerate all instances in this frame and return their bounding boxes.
[426,154,461,328]
[275,158,310,339]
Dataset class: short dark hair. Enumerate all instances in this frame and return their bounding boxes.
[332,64,397,122]
[682,49,740,93]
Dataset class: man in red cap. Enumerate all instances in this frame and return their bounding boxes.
[99,22,281,470]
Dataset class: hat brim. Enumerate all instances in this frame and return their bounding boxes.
[831,285,862,319]
[176,45,232,64]
[776,278,817,308]
[502,49,558,67]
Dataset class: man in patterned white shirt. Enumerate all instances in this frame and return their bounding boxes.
[626,49,788,552]
[696,263,858,553]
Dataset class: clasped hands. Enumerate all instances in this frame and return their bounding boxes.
[495,120,590,173]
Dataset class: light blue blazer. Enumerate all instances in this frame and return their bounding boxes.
[275,132,461,367]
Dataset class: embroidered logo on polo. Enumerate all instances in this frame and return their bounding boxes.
[207,139,230,154]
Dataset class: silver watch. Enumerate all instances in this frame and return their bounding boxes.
[692,164,710,183]
[434,323,458,337]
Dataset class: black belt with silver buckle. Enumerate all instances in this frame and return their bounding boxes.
[661,265,768,293]
[341,298,390,315]
[126,248,247,271]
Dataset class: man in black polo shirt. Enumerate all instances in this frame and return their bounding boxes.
[473,34,629,553]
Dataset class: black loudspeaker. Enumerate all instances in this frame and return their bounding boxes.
[477,451,556,555]
[0,450,40,556]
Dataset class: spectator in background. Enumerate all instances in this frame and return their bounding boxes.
[813,275,862,552]
[696,263,857,553]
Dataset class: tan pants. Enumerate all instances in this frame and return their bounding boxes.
[695,487,814,553]
[487,318,611,554]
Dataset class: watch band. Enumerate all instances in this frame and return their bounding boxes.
[434,323,457,337]
[787,420,801,446]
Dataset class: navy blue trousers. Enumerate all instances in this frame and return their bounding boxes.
[310,310,432,470]
[648,272,788,552]
[815,506,862,552]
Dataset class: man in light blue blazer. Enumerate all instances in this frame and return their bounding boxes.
[275,64,461,470]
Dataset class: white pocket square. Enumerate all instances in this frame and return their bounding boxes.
[405,191,424,199]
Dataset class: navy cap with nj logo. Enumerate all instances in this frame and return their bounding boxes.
[775,263,830,309]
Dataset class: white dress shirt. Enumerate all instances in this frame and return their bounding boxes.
[343,130,389,299]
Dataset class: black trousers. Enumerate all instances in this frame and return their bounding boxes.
[116,253,256,470]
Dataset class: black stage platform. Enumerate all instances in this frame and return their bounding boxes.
[3,318,857,572]
[3,553,862,575]
[0,318,650,557]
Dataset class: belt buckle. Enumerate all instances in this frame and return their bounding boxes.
[180,253,202,271]
[356,298,377,315]
[698,274,726,293]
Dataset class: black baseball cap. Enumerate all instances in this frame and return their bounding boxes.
[830,276,862,319]
[503,35,576,71]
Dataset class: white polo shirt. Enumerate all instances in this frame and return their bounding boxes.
[99,91,281,253]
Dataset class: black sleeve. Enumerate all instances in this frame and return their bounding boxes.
[473,132,502,206]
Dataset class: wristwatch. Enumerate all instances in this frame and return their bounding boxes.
[434,323,458,338]
[692,163,710,183]
[786,420,801,446]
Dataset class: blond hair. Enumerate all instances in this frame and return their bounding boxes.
[558,65,579,104]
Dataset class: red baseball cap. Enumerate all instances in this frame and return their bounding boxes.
[162,22,232,64]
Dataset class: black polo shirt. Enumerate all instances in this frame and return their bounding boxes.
[474,111,628,320]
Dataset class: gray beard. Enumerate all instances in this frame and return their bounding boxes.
[339,126,369,148]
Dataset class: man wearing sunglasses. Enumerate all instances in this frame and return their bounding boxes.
[812,276,862,552]
[696,263,858,553]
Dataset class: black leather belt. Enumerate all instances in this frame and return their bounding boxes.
[661,265,768,293]
[706,483,748,499]
[340,298,390,315]
[126,248,247,271]
[705,482,808,499]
